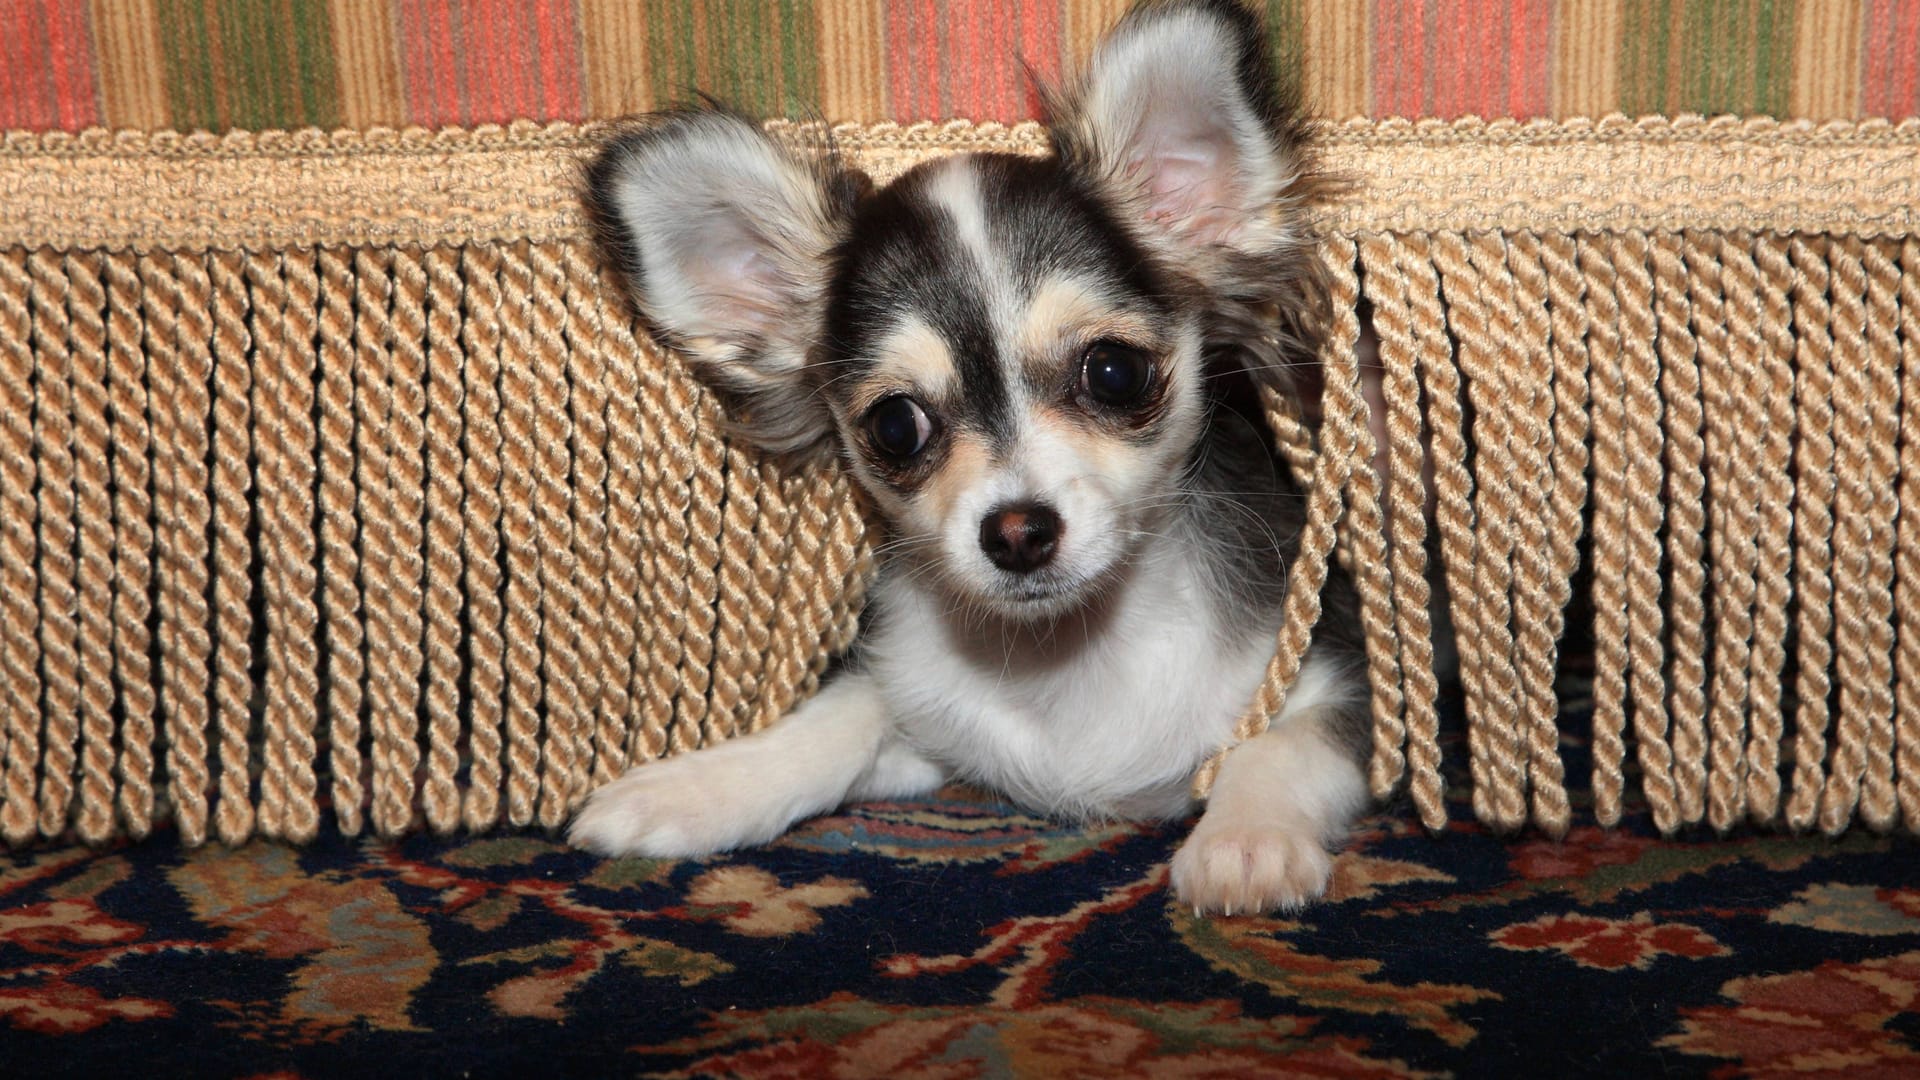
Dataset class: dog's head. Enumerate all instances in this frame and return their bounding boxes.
[589,0,1324,621]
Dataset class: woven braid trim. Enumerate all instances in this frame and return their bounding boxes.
[2,116,1917,254]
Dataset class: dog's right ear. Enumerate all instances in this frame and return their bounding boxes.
[586,110,857,455]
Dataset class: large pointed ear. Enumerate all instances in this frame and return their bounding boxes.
[585,110,858,455]
[1048,0,1316,274]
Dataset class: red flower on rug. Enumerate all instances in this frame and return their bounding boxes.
[0,981,170,1035]
[1491,912,1728,970]
[1506,827,1659,881]
[653,996,1431,1080]
[1662,951,1920,1077]
[0,900,143,953]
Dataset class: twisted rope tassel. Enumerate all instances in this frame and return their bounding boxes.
[1821,235,1900,835]
[528,242,587,829]
[1534,232,1594,837]
[28,249,83,841]
[1344,252,1410,806]
[1745,233,1798,824]
[1784,236,1838,831]
[1193,236,1363,799]
[1856,237,1902,834]
[1579,234,1631,827]
[1433,233,1528,832]
[246,249,295,842]
[104,250,158,841]
[1686,231,1758,833]
[562,242,628,791]
[272,249,324,843]
[459,243,509,833]
[1895,236,1920,834]
[1359,234,1445,831]
[63,251,120,846]
[551,242,610,815]
[1651,233,1710,827]
[316,246,368,838]
[496,241,547,828]
[0,250,43,846]
[1505,232,1572,837]
[421,244,469,835]
[208,251,257,846]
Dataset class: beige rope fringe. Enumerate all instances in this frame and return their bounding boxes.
[2,116,1918,844]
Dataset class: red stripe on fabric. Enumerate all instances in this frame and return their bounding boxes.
[1865,0,1920,117]
[401,0,460,127]
[0,0,35,128]
[43,0,98,129]
[465,0,508,123]
[1430,0,1474,116]
[0,0,100,130]
[531,0,584,121]
[887,0,946,121]
[1507,0,1551,118]
[458,0,493,122]
[1373,0,1429,117]
[1428,0,1548,119]
[1015,0,1061,120]
[946,0,1022,119]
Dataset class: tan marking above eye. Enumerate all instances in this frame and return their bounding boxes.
[1013,275,1160,384]
[845,315,959,417]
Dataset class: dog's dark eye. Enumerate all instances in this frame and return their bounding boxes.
[1081,341,1154,408]
[865,395,933,460]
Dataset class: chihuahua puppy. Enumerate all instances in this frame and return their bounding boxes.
[570,0,1369,915]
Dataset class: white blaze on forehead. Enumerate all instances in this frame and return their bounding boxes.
[921,157,1020,340]
[864,314,958,402]
[923,158,997,283]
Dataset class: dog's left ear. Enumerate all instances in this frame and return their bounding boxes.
[1049,0,1314,275]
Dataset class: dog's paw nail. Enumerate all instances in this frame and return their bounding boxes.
[1170,824,1333,917]
[566,764,713,858]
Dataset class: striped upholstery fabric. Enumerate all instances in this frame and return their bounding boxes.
[2,0,1917,133]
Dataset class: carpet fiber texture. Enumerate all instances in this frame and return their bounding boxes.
[6,699,1919,1078]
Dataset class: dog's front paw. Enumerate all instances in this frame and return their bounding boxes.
[1169,823,1334,917]
[568,756,756,858]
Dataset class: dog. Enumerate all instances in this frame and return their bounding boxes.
[569,0,1371,916]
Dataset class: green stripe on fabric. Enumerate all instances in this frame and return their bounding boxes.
[1622,0,1796,117]
[1619,0,1669,116]
[288,0,342,128]
[774,0,821,117]
[156,0,341,132]
[703,1,770,111]
[223,0,340,130]
[1680,0,1794,116]
[157,0,220,131]
[645,0,700,107]
[1264,0,1308,78]
[642,1,820,116]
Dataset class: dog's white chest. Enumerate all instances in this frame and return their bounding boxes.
[866,561,1273,819]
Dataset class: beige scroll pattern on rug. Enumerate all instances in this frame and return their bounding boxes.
[1,116,1917,845]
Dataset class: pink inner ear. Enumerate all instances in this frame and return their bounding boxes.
[687,232,789,338]
[1131,136,1240,245]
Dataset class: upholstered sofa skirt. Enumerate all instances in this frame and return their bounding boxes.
[2,115,1917,847]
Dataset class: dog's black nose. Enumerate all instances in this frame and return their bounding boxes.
[979,503,1061,574]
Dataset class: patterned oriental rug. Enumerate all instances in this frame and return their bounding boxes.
[6,690,1919,1078]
